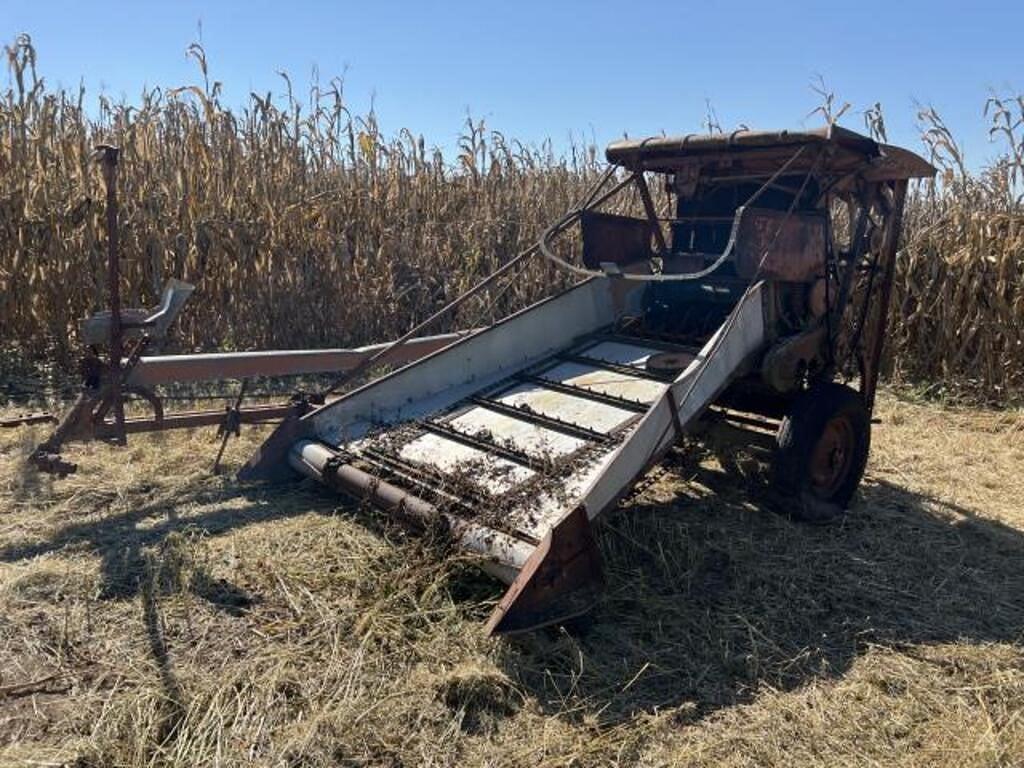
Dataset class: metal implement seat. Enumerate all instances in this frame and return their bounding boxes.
[79,278,194,346]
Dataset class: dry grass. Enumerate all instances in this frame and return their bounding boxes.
[2,35,1023,400]
[1,390,1022,767]
[891,103,1024,398]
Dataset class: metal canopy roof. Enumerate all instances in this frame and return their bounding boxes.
[605,126,936,181]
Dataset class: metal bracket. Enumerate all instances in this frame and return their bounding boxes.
[484,505,604,635]
[213,381,248,475]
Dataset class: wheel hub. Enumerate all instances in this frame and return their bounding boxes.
[809,416,855,497]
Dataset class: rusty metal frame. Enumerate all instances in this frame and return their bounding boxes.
[97,145,127,446]
[23,330,470,475]
[634,171,669,256]
[858,179,909,410]
[0,412,56,428]
[484,505,604,634]
[126,331,475,388]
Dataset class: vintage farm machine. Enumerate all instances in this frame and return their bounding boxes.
[14,128,934,634]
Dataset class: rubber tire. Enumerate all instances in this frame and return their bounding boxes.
[773,382,870,523]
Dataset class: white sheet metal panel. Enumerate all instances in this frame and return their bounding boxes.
[576,282,768,521]
[492,383,637,434]
[396,432,535,494]
[537,360,667,404]
[310,277,646,447]
[297,272,764,552]
[447,407,586,459]
[507,283,767,540]
[491,339,674,540]
[505,442,630,540]
[343,341,664,540]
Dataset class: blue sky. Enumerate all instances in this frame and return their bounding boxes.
[4,0,1022,168]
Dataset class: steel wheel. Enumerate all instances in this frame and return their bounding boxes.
[773,382,870,522]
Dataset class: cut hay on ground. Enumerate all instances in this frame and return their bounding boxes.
[1,390,1022,766]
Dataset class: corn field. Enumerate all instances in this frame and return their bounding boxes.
[2,35,1022,399]
[893,104,1024,398]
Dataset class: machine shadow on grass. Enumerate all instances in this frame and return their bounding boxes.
[0,458,460,748]
[497,461,1024,725]
[0,465,363,739]
[0,470,345,603]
